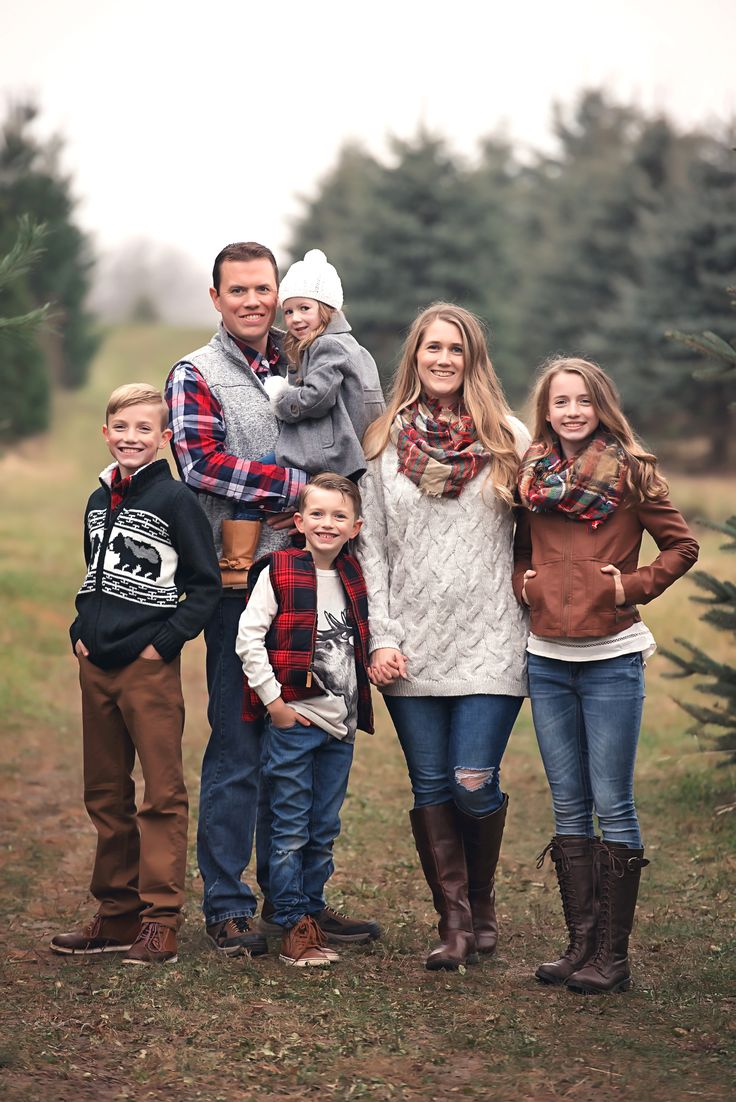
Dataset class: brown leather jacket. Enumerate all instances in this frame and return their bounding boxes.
[512,496,699,639]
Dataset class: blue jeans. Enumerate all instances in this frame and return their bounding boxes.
[197,593,272,924]
[263,720,354,929]
[528,652,645,848]
[384,695,523,816]
[233,452,276,520]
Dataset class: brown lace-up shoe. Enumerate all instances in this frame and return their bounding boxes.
[206,916,268,957]
[122,922,178,965]
[280,915,337,967]
[315,906,382,944]
[50,913,142,956]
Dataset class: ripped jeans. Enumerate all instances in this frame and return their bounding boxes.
[385,694,523,816]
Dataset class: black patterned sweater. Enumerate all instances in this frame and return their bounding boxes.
[70,459,221,669]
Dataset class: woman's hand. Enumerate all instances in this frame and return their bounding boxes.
[521,569,537,606]
[368,648,408,686]
[74,639,90,658]
[600,564,626,606]
[139,644,163,660]
[267,697,310,728]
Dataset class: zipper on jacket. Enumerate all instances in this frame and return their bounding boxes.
[561,519,574,636]
[90,485,127,651]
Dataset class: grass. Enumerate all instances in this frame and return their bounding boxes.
[0,325,734,1101]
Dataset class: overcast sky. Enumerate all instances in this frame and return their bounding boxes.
[2,0,734,291]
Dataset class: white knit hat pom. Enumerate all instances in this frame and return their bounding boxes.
[279,248,344,311]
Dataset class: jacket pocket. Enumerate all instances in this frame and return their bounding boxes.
[525,561,565,636]
[363,388,385,428]
[570,559,618,634]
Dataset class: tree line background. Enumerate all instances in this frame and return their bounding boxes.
[1,90,734,466]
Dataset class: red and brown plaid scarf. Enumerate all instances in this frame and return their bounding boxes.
[517,431,627,526]
[390,398,489,498]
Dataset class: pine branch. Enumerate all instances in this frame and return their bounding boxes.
[0,215,48,292]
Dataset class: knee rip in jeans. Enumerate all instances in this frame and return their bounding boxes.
[454,766,496,791]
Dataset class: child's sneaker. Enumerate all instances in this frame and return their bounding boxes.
[50,912,141,955]
[279,915,339,967]
[122,921,178,965]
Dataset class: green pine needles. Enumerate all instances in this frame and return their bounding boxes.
[662,294,736,763]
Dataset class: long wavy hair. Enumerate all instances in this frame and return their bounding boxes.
[282,302,336,368]
[363,303,519,505]
[528,356,668,501]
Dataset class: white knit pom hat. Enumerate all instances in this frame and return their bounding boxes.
[278,249,344,310]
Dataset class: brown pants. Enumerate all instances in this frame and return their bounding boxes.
[79,655,187,929]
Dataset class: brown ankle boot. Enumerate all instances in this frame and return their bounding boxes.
[409,802,478,971]
[456,795,508,954]
[219,519,262,588]
[566,842,649,995]
[534,835,598,985]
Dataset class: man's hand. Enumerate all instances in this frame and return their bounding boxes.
[265,510,297,532]
[368,648,408,686]
[139,644,163,660]
[74,639,90,658]
[267,697,310,728]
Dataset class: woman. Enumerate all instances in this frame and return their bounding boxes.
[357,303,530,970]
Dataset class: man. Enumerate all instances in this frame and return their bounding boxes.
[166,242,380,955]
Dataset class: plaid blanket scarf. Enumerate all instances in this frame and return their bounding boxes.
[390,398,489,498]
[517,431,626,526]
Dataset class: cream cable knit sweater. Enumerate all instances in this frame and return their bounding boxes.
[357,417,530,698]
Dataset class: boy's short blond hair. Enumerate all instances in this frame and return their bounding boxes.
[106,383,169,429]
[298,472,362,517]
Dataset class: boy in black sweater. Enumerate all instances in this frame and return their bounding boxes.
[50,384,221,965]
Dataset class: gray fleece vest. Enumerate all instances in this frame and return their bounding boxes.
[181,323,291,558]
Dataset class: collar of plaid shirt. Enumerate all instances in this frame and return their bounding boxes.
[110,465,132,510]
[226,330,281,381]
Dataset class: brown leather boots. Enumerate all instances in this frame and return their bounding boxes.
[566,842,649,995]
[537,835,649,994]
[535,835,598,984]
[410,798,508,970]
[218,519,262,588]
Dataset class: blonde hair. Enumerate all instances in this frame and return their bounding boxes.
[363,303,519,506]
[298,472,362,517]
[528,356,668,501]
[106,383,168,429]
[283,301,336,368]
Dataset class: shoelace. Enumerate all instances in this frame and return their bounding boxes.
[86,914,104,938]
[227,916,254,935]
[138,923,167,952]
[289,917,327,959]
[323,906,353,922]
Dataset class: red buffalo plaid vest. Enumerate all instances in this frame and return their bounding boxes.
[242,548,374,734]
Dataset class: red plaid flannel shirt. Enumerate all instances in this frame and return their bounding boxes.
[242,548,374,734]
[165,331,306,511]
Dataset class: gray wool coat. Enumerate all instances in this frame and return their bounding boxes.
[272,312,385,478]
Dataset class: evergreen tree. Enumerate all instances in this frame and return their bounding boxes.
[661,299,736,762]
[608,129,736,462]
[0,100,98,393]
[288,129,515,386]
[0,216,51,439]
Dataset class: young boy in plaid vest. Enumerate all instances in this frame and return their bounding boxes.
[235,473,375,965]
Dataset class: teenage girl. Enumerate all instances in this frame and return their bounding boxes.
[220,249,384,586]
[513,356,698,994]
